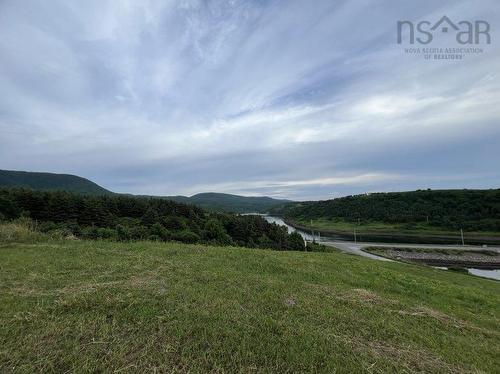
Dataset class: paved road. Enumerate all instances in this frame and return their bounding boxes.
[320,240,392,261]
[319,239,500,261]
[263,215,500,261]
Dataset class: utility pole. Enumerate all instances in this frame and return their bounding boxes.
[354,228,357,243]
[460,228,465,246]
[311,219,315,243]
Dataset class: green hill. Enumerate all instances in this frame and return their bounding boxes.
[0,236,498,372]
[167,192,291,213]
[270,189,500,233]
[0,169,111,195]
[0,170,288,213]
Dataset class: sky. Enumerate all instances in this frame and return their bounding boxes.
[0,0,499,200]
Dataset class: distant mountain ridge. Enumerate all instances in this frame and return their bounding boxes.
[0,169,290,213]
[166,192,292,213]
[0,169,111,195]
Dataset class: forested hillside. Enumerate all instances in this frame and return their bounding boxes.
[0,169,111,195]
[0,188,304,250]
[270,189,500,232]
[167,192,291,213]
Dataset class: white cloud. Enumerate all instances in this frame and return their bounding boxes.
[0,0,499,199]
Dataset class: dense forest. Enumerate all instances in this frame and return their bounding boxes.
[0,188,305,250]
[270,189,500,232]
[167,192,291,213]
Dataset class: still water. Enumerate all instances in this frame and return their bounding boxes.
[467,268,500,281]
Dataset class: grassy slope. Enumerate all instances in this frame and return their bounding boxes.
[0,240,499,373]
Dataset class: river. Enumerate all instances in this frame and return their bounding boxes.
[263,216,314,240]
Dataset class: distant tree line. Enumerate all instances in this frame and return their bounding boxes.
[0,188,305,250]
[270,189,500,232]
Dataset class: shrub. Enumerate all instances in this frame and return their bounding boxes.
[173,230,200,244]
[148,234,162,242]
[286,232,306,251]
[0,219,45,242]
[116,224,131,241]
[141,208,160,226]
[257,234,274,249]
[81,226,99,240]
[129,225,149,240]
[202,219,232,244]
[164,216,187,231]
[96,227,117,240]
[39,221,58,233]
[306,242,336,253]
[151,223,171,241]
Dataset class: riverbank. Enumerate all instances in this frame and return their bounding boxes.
[363,246,500,271]
[283,218,500,245]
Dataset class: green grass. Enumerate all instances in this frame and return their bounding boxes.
[1,238,499,373]
[297,218,401,232]
[294,218,500,236]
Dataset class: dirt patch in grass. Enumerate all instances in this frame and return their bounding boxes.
[397,306,464,327]
[337,288,385,305]
[2,273,164,299]
[339,334,466,373]
[396,306,500,338]
[364,339,465,373]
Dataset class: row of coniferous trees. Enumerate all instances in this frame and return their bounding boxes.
[0,188,305,250]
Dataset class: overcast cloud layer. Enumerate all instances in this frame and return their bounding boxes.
[1,0,499,200]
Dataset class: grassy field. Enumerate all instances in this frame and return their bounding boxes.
[1,237,499,372]
[292,218,500,236]
[289,218,500,246]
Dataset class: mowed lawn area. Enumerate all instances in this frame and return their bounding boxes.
[0,240,499,373]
